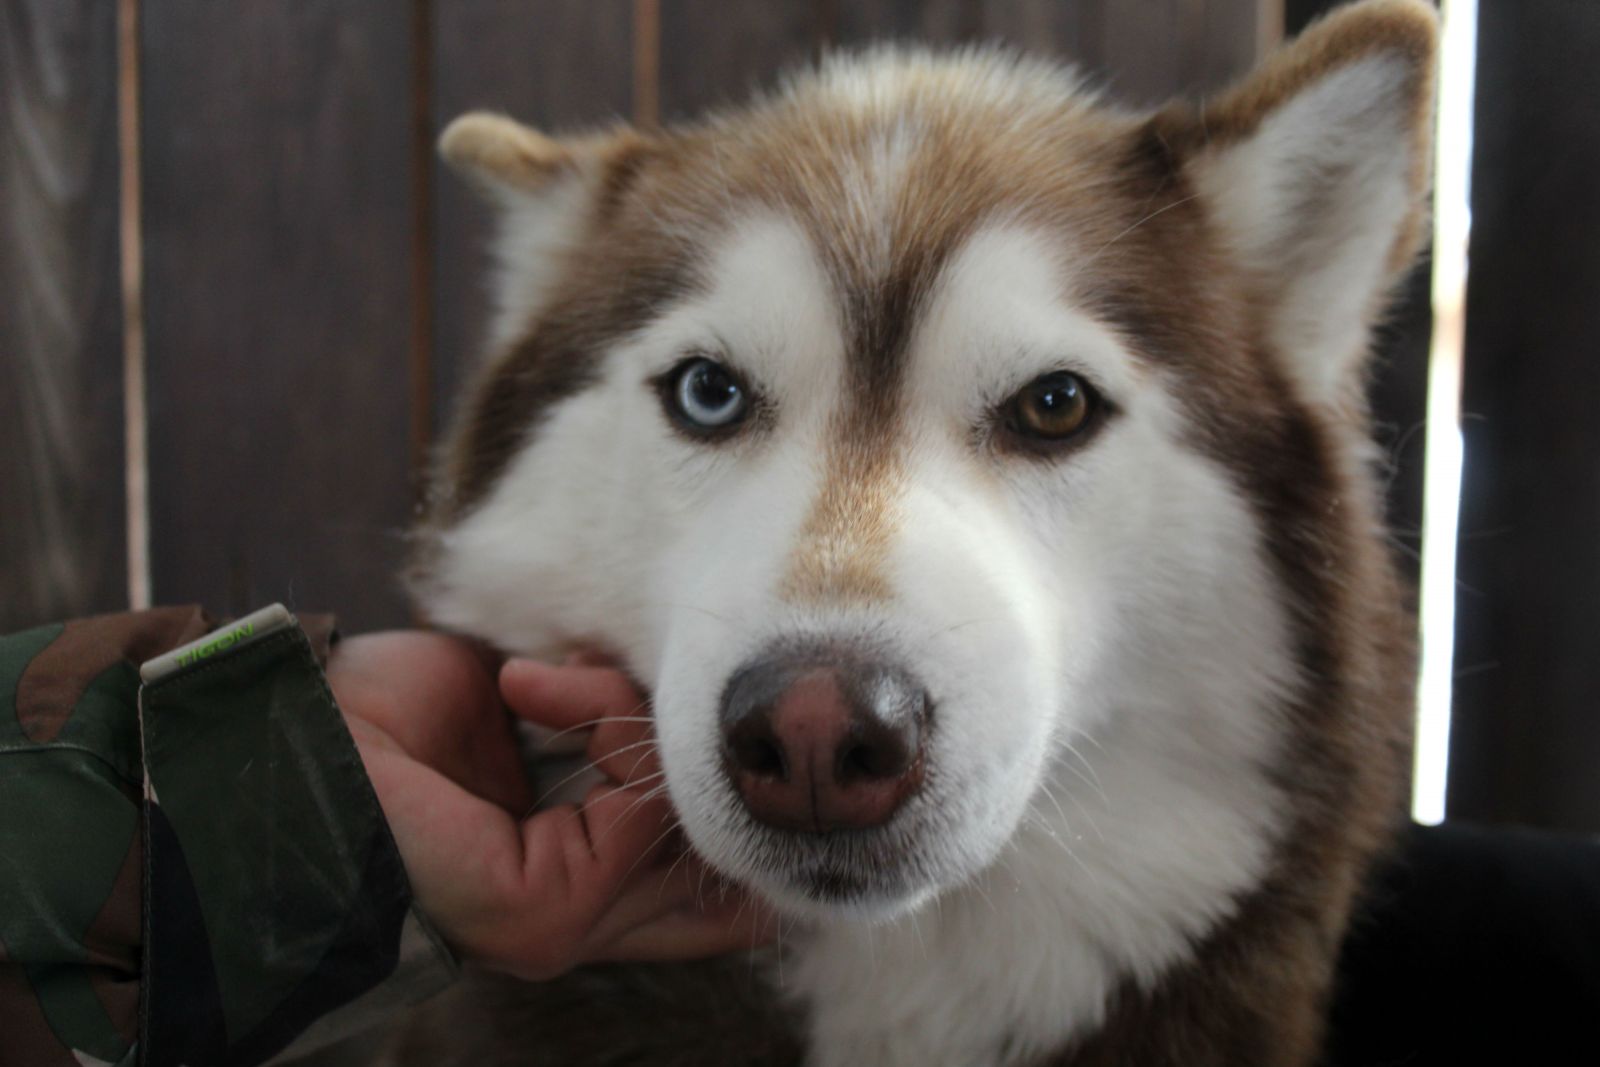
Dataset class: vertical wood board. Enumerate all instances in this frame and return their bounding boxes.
[657,0,821,121]
[826,1,1269,102]
[0,0,127,630]
[1095,0,1269,102]
[430,0,635,437]
[140,2,415,629]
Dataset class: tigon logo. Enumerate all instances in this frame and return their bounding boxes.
[174,621,255,668]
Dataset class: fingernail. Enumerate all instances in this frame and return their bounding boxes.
[501,658,555,690]
[501,658,534,679]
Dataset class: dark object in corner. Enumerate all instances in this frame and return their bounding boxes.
[1328,821,1600,1066]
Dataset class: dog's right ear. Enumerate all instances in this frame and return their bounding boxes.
[438,112,578,195]
[439,112,652,202]
[438,113,653,349]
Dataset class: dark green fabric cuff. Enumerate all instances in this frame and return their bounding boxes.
[0,608,212,1067]
[138,610,456,1067]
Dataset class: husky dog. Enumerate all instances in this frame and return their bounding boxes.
[402,1,1436,1063]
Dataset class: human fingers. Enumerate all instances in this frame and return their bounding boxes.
[600,907,778,962]
[408,780,676,980]
[333,632,530,812]
[520,781,680,910]
[502,660,662,784]
[588,859,779,963]
[501,659,651,733]
[583,716,663,786]
[468,782,678,977]
[355,733,537,953]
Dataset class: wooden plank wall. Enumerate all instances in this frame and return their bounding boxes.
[5,1,1279,636]
[431,1,635,444]
[1,0,126,630]
[138,2,418,631]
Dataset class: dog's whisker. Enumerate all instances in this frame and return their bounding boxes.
[566,778,670,848]
[524,758,604,819]
[525,738,663,815]
[908,906,929,963]
[656,841,697,903]
[637,599,737,627]
[533,713,655,748]
[608,814,684,890]
[1034,779,1075,834]
[970,876,1000,918]
[1023,813,1100,883]
[598,781,674,848]
[1064,789,1106,846]
[1080,192,1202,270]
[590,735,663,776]
[527,760,606,814]
[930,615,1006,639]
[1060,743,1107,801]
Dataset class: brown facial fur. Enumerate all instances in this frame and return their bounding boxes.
[407,2,1436,1064]
[425,61,1178,601]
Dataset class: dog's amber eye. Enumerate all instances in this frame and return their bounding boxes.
[665,357,748,432]
[1007,371,1097,442]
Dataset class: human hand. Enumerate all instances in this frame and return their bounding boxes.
[326,632,772,981]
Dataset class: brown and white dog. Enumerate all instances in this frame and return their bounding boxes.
[400,2,1435,1063]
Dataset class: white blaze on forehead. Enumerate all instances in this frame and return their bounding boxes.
[834,118,922,279]
[910,222,1144,418]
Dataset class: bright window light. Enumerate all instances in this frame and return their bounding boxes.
[1412,0,1479,826]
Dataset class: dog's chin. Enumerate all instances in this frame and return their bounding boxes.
[749,865,938,924]
[702,814,1014,925]
[678,764,1038,925]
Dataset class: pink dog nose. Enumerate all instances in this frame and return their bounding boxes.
[721,654,928,832]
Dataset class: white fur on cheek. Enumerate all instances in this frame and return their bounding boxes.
[423,212,844,674]
[421,378,671,668]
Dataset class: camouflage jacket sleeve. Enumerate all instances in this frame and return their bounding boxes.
[0,605,457,1067]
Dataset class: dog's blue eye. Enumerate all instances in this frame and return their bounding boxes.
[671,358,748,430]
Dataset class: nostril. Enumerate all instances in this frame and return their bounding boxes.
[836,742,872,782]
[835,724,917,783]
[726,720,788,780]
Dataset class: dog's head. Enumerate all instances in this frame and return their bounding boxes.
[416,0,1435,920]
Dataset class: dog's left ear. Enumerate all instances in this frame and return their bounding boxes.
[1167,0,1438,410]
